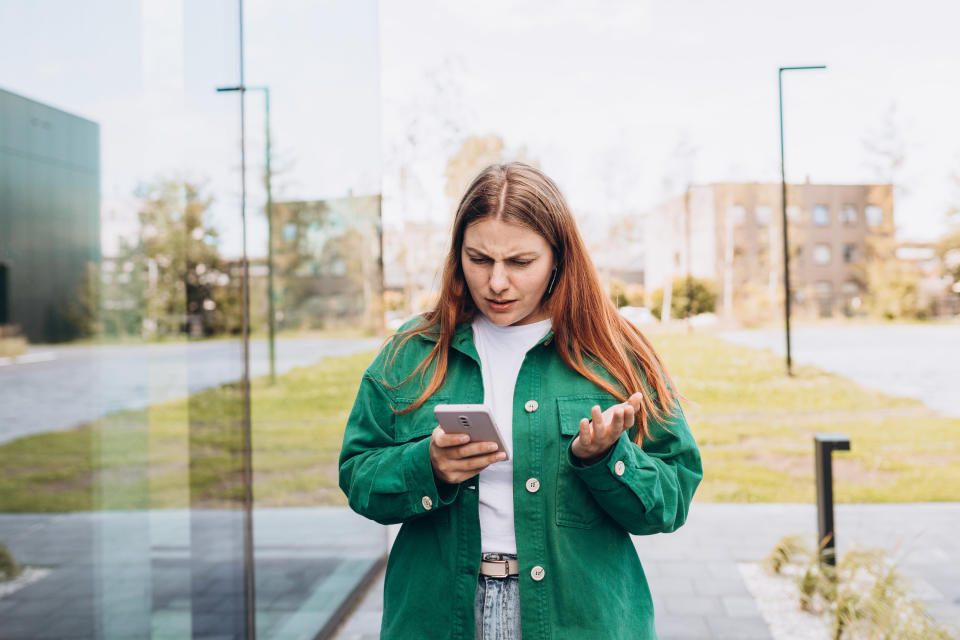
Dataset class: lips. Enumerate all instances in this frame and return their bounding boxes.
[486,299,516,312]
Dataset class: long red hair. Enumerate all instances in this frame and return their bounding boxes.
[387,162,680,442]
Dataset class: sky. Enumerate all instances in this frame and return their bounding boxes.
[1,0,958,259]
[379,0,960,240]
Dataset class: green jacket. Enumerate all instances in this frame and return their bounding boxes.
[339,319,702,639]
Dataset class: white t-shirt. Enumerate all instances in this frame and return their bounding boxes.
[472,313,553,555]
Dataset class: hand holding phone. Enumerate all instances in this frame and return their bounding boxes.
[429,404,508,485]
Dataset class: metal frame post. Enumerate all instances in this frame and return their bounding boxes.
[778,64,826,377]
[814,432,850,567]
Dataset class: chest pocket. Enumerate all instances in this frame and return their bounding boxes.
[394,395,450,442]
[555,394,616,528]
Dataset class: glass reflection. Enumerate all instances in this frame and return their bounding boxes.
[0,1,385,638]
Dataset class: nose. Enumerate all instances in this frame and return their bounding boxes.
[489,262,508,294]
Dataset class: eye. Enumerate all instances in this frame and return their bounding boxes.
[509,259,532,267]
[468,256,491,264]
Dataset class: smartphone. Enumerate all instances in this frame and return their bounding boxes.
[433,404,509,460]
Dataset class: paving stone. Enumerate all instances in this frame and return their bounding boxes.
[706,616,773,639]
[704,561,740,579]
[649,575,696,596]
[655,614,712,638]
[655,560,709,578]
[692,575,751,597]
[663,595,724,616]
[720,595,763,618]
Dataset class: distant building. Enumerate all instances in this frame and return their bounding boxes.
[895,241,960,317]
[644,182,894,318]
[591,212,645,288]
[0,88,100,342]
[273,193,383,332]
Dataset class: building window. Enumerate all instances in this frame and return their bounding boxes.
[843,244,858,263]
[812,205,829,226]
[728,205,746,226]
[815,281,833,298]
[755,205,772,227]
[865,205,884,226]
[842,281,860,295]
[813,243,831,265]
[283,223,297,241]
[840,204,858,225]
[787,205,802,223]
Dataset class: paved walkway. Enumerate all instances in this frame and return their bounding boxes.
[0,336,381,443]
[0,508,385,639]
[334,503,960,640]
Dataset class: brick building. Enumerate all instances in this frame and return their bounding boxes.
[644,182,894,318]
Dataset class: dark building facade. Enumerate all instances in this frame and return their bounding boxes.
[0,88,101,342]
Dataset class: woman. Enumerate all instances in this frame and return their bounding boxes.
[339,162,702,639]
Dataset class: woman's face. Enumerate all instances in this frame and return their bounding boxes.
[461,217,556,327]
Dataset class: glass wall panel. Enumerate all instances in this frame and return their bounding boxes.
[0,1,253,636]
[1,2,385,638]
[240,2,386,637]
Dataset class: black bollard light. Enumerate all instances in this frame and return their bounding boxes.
[814,433,850,567]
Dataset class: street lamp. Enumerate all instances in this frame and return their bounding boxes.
[217,85,276,384]
[779,65,826,376]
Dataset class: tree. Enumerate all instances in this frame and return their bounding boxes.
[857,109,922,319]
[135,179,239,337]
[608,279,644,308]
[861,102,907,189]
[444,134,505,204]
[937,163,960,302]
[651,277,716,320]
[860,259,925,320]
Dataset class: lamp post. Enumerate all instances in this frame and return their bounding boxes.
[779,65,826,376]
[217,85,276,384]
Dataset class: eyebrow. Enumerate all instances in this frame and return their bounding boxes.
[463,247,540,259]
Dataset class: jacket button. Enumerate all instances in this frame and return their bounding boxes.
[524,400,539,413]
[614,460,625,476]
[421,496,433,511]
[525,478,540,493]
[530,565,545,581]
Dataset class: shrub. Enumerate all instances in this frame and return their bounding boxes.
[650,277,717,320]
[763,536,956,640]
[0,543,21,582]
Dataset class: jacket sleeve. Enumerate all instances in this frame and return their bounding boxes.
[338,373,459,525]
[565,401,702,535]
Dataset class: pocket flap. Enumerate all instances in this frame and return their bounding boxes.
[556,394,615,436]
[394,395,449,441]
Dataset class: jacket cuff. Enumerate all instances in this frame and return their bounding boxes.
[402,436,459,513]
[567,432,656,502]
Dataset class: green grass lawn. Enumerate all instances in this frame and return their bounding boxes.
[0,331,956,512]
[649,330,960,503]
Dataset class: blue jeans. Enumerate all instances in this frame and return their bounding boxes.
[474,553,522,639]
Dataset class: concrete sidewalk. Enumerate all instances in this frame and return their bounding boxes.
[334,503,960,640]
[0,508,386,639]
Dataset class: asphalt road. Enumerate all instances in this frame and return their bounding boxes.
[0,337,382,444]
[719,324,960,417]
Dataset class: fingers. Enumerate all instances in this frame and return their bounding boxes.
[432,426,470,448]
[432,427,503,458]
[430,438,506,483]
[579,417,593,447]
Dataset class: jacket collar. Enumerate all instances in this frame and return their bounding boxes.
[419,318,554,349]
